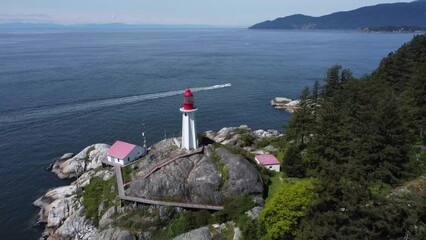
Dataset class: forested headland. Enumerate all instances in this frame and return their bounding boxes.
[249,0,426,30]
[253,35,426,239]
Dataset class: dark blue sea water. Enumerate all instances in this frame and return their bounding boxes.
[0,28,417,239]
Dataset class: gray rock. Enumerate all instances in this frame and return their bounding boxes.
[233,227,242,240]
[99,206,115,229]
[271,97,300,113]
[52,144,110,179]
[60,153,75,160]
[99,228,134,240]
[54,207,99,240]
[46,196,79,228]
[128,145,262,205]
[173,226,211,240]
[33,185,76,209]
[216,147,263,197]
[186,155,223,204]
[245,206,263,220]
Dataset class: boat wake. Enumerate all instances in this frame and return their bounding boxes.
[0,83,232,124]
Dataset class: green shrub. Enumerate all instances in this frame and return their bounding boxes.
[259,179,318,240]
[214,194,255,223]
[237,215,259,240]
[154,210,213,239]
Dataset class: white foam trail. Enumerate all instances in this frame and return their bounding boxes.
[0,83,232,124]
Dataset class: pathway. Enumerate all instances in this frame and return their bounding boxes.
[104,147,224,211]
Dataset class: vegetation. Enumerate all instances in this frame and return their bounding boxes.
[82,177,118,226]
[122,164,133,183]
[259,179,318,240]
[149,195,256,239]
[256,35,426,239]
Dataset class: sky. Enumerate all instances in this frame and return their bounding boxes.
[0,0,414,27]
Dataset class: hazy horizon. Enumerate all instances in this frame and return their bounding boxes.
[0,0,413,27]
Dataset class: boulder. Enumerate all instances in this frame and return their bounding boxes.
[173,226,211,240]
[245,206,263,220]
[128,145,263,205]
[98,207,116,229]
[46,195,80,228]
[271,97,300,113]
[99,228,134,240]
[54,207,99,240]
[215,147,263,197]
[34,185,77,209]
[52,144,110,179]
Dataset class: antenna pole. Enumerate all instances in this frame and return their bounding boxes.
[142,122,147,148]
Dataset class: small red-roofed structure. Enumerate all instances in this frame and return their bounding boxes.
[255,154,280,172]
[107,140,147,165]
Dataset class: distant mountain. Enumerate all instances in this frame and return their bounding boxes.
[0,22,215,29]
[249,0,426,30]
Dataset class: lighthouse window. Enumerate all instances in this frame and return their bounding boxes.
[185,96,193,102]
[184,113,187,116]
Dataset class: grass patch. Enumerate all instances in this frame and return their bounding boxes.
[114,207,151,231]
[82,177,118,226]
[265,173,283,203]
[221,166,229,191]
[210,145,225,170]
[122,164,133,183]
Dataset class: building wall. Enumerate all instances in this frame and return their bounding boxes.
[266,164,280,172]
[107,146,147,165]
[181,109,198,150]
[122,146,147,165]
[254,157,280,172]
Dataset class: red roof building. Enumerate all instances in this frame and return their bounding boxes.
[107,140,146,165]
[255,154,280,172]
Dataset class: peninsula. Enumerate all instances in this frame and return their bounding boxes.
[249,0,426,30]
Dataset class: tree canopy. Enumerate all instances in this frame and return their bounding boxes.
[271,35,426,239]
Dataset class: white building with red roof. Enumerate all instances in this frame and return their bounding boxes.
[107,140,147,165]
[255,154,280,172]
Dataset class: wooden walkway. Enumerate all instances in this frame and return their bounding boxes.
[105,148,224,211]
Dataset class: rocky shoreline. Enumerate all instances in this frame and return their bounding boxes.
[34,126,282,240]
[270,97,300,113]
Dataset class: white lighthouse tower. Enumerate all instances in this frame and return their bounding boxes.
[180,88,198,150]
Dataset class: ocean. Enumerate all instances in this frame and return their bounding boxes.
[0,28,417,239]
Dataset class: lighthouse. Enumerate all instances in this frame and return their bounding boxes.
[180,88,198,150]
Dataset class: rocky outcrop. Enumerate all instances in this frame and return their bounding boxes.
[35,143,115,240]
[205,125,283,155]
[127,143,263,205]
[271,97,300,113]
[54,207,99,240]
[173,226,211,240]
[51,143,110,179]
[174,222,241,240]
[99,228,133,240]
[216,147,263,197]
[35,189,100,240]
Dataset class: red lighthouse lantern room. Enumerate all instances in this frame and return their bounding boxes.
[183,89,195,110]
